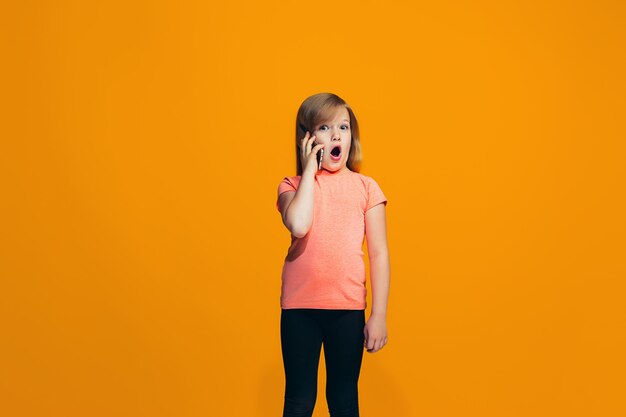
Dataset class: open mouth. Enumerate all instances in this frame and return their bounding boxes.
[330,145,342,161]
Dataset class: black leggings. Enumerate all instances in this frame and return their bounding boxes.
[280,308,365,417]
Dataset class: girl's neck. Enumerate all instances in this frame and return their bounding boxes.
[318,167,351,176]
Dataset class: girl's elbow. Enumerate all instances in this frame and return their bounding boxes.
[290,224,309,238]
[283,209,311,238]
[284,218,308,238]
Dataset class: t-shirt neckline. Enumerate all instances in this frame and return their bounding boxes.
[317,168,352,177]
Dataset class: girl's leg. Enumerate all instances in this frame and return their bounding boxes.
[281,309,324,417]
[322,310,365,417]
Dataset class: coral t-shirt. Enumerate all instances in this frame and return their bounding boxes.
[275,168,387,310]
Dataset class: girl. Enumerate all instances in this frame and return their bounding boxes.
[275,93,390,417]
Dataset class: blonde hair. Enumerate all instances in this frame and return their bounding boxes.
[295,93,362,175]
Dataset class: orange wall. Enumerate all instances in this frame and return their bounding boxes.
[1,1,625,416]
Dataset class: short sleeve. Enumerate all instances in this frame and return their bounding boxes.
[276,177,298,212]
[366,178,387,212]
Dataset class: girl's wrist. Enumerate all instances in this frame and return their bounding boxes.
[301,169,316,180]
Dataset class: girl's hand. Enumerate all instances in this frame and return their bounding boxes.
[364,315,388,353]
[300,131,325,175]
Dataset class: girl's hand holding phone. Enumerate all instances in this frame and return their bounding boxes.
[300,131,325,175]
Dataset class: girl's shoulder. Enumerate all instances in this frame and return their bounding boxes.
[278,172,382,188]
[277,175,302,193]
[351,171,381,186]
[280,174,301,184]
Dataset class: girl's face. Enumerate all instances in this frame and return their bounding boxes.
[313,107,352,172]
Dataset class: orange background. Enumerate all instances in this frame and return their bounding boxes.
[1,1,625,416]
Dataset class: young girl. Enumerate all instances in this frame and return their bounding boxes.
[275,93,390,417]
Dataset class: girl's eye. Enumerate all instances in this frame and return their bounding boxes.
[318,124,350,130]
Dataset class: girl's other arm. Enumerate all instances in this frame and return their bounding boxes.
[364,202,390,353]
[278,171,316,238]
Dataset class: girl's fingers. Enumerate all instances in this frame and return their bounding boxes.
[312,143,324,153]
[307,139,319,161]
[373,339,380,352]
[302,134,315,155]
[300,132,309,154]
[365,337,388,353]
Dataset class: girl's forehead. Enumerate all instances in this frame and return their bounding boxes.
[316,106,349,124]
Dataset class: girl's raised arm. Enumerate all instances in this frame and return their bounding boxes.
[280,132,324,238]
